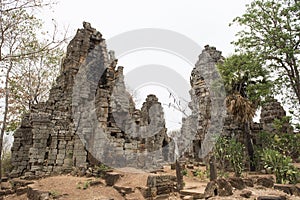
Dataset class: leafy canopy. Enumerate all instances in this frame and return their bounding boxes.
[231,0,300,118]
[218,53,271,104]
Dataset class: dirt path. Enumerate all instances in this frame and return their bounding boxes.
[3,166,300,200]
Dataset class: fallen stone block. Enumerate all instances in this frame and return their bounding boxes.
[240,190,252,198]
[113,185,134,195]
[10,178,34,189]
[180,189,205,199]
[1,177,8,182]
[228,177,245,190]
[182,195,193,200]
[243,178,254,187]
[274,184,300,196]
[0,182,11,190]
[27,187,50,200]
[204,178,233,198]
[105,172,122,186]
[257,196,287,200]
[257,177,274,188]
[89,180,104,187]
[138,186,151,198]
[16,186,28,195]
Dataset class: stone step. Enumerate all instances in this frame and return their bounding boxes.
[10,179,34,189]
[113,184,134,195]
[27,187,50,200]
[182,196,193,200]
[16,186,28,196]
[154,194,171,200]
[105,172,122,186]
[180,189,205,199]
[274,184,300,197]
[257,196,287,200]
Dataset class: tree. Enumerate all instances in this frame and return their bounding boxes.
[218,53,272,171]
[5,46,64,131]
[1,134,12,176]
[231,0,300,118]
[0,0,67,181]
[218,54,271,104]
[214,136,246,177]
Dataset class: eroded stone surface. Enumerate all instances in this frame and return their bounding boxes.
[11,23,170,178]
[10,23,293,181]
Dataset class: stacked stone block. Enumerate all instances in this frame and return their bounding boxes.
[11,22,170,178]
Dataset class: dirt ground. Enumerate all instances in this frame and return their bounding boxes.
[5,175,123,200]
[3,165,300,200]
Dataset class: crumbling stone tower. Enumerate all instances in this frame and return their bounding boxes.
[11,23,292,179]
[11,23,170,178]
[260,98,293,133]
[180,45,226,160]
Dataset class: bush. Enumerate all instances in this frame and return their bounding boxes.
[98,163,110,171]
[227,138,245,177]
[257,132,300,160]
[1,152,12,176]
[214,136,246,177]
[261,149,300,184]
[214,136,230,172]
[181,169,188,176]
[193,169,207,180]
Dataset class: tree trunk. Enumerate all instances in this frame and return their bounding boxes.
[0,62,12,182]
[0,137,2,182]
[244,122,255,171]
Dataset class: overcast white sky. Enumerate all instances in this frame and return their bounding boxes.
[43,0,252,56]
[41,0,253,130]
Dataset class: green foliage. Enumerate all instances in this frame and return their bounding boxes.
[214,136,246,177]
[261,149,300,184]
[217,53,271,104]
[1,135,12,176]
[93,163,111,178]
[295,123,300,131]
[227,138,246,177]
[218,171,230,179]
[0,0,67,136]
[273,116,292,132]
[76,181,90,190]
[217,53,267,172]
[5,46,64,131]
[83,181,90,190]
[257,131,300,160]
[192,169,207,180]
[0,0,67,180]
[49,190,60,199]
[1,151,12,176]
[181,169,188,176]
[97,163,111,172]
[214,136,229,172]
[231,0,300,117]
[76,181,82,189]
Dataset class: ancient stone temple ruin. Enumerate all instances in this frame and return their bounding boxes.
[10,23,171,178]
[177,46,293,161]
[179,45,226,160]
[10,23,292,179]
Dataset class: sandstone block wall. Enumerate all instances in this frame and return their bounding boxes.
[11,23,171,178]
[11,23,292,178]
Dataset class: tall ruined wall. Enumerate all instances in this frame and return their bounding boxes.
[11,23,170,178]
[180,45,225,160]
[11,24,102,177]
[260,98,293,133]
[11,24,292,178]
[179,46,293,162]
